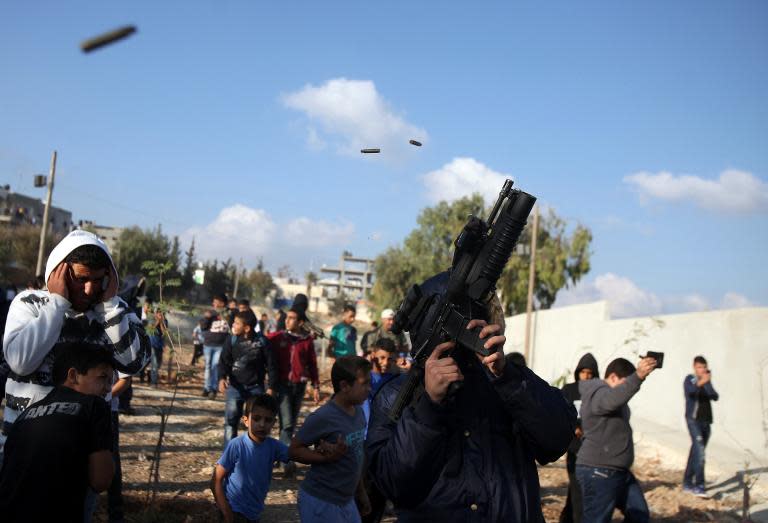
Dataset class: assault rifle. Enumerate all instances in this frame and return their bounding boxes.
[388,179,536,421]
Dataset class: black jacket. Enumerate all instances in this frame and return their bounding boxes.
[560,353,600,459]
[218,334,276,390]
[366,353,576,522]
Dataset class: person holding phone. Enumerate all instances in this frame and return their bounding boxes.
[2,230,150,460]
[683,356,719,497]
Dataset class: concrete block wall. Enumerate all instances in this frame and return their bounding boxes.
[504,301,768,469]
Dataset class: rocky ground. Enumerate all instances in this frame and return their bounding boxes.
[75,344,748,522]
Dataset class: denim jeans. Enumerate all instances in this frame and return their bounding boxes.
[575,465,649,523]
[298,487,360,523]
[224,383,264,445]
[150,347,163,385]
[683,419,711,489]
[276,381,306,446]
[203,345,223,392]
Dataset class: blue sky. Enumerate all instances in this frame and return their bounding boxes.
[2,2,766,316]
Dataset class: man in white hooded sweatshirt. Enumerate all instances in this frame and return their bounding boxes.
[2,230,151,455]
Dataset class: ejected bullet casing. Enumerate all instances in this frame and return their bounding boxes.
[409,140,422,147]
[361,148,381,154]
[80,26,137,53]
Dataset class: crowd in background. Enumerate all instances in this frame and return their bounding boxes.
[0,230,721,523]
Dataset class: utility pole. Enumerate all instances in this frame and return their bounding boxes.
[232,258,243,299]
[523,204,539,364]
[35,151,58,277]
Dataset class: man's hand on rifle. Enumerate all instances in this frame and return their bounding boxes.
[424,342,463,404]
[467,319,507,377]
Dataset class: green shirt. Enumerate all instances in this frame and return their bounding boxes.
[330,322,357,357]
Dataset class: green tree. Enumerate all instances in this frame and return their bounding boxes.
[370,195,484,312]
[245,258,276,303]
[181,237,197,291]
[370,195,592,316]
[115,225,171,276]
[141,260,181,303]
[499,209,592,314]
[305,271,318,297]
[0,225,63,282]
[203,259,234,298]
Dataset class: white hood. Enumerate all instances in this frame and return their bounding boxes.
[44,229,118,287]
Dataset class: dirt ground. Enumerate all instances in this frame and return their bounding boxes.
[87,344,746,522]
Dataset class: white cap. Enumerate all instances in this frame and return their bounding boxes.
[381,308,395,319]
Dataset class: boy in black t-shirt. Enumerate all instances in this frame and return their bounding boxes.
[0,342,115,522]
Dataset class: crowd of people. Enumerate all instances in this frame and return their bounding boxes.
[0,230,720,523]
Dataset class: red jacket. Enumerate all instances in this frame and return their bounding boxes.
[267,330,319,387]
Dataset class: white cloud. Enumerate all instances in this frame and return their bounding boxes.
[556,273,663,318]
[423,157,511,204]
[555,273,758,318]
[181,204,354,267]
[720,292,754,309]
[282,78,426,157]
[624,169,768,214]
[285,217,354,248]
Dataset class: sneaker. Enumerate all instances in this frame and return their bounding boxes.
[682,485,695,494]
[692,486,709,498]
[202,390,210,398]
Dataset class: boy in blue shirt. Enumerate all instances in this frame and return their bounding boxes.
[362,338,400,424]
[291,356,372,523]
[214,393,345,522]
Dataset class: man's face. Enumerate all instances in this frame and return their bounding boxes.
[285,311,302,332]
[694,362,709,378]
[232,317,247,337]
[238,304,250,313]
[343,310,356,325]
[374,349,395,374]
[243,406,276,442]
[579,368,594,381]
[342,371,372,405]
[68,263,107,312]
[228,300,237,310]
[606,373,627,388]
[382,316,394,331]
[71,363,113,397]
[212,298,226,309]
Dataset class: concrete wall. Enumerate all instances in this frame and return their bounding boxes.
[504,301,768,469]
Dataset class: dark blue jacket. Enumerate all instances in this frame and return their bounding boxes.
[684,374,719,422]
[366,354,576,522]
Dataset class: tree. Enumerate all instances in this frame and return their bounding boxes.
[370,194,592,316]
[0,225,63,282]
[203,259,234,299]
[181,237,197,291]
[141,260,181,304]
[499,208,592,314]
[115,226,171,276]
[306,271,318,297]
[370,195,484,312]
[245,258,276,304]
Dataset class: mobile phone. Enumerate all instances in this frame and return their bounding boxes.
[645,351,664,369]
